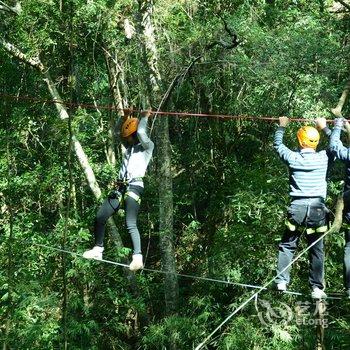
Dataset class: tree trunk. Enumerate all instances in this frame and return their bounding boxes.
[331,80,350,117]
[315,300,326,350]
[331,80,350,144]
[3,196,13,350]
[138,0,179,316]
[104,48,126,166]
[157,116,179,313]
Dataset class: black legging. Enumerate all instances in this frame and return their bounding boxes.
[94,185,144,254]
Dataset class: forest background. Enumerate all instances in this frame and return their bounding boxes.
[1,0,350,349]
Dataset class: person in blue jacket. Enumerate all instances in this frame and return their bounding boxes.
[274,116,332,299]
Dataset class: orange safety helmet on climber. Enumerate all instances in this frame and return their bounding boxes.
[121,118,139,138]
[297,126,320,149]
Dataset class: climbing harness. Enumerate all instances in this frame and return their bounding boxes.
[128,177,143,183]
[125,191,141,204]
[285,220,328,234]
[108,178,143,206]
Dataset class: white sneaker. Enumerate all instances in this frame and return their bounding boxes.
[83,246,104,260]
[311,287,327,299]
[129,254,143,271]
[276,282,287,292]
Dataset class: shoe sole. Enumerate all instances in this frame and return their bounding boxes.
[83,255,102,260]
[311,295,327,299]
[129,264,144,271]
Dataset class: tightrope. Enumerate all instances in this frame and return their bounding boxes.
[0,92,340,123]
[32,242,284,291]
[32,242,342,301]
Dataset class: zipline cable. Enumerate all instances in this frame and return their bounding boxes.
[194,227,334,350]
[30,241,342,300]
[0,92,340,123]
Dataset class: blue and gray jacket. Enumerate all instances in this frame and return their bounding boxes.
[274,126,332,199]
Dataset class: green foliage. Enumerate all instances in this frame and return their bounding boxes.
[1,0,350,349]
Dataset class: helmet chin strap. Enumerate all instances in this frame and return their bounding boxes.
[301,146,317,151]
[300,141,318,150]
[126,133,139,146]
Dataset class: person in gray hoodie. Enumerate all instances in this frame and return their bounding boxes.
[83,110,154,271]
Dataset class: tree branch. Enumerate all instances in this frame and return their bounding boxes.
[336,0,350,11]
[0,38,70,120]
[331,80,350,117]
[0,1,21,15]
[43,71,69,120]
[0,38,44,70]
[205,15,240,50]
[330,196,344,233]
[150,55,201,134]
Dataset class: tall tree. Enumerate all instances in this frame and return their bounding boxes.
[137,0,179,315]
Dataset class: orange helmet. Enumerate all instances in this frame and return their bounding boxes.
[297,126,320,149]
[121,118,139,138]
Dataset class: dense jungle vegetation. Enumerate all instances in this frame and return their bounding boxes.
[1,0,350,349]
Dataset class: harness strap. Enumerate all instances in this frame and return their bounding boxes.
[285,220,297,232]
[285,220,328,235]
[125,191,141,204]
[129,177,143,183]
[116,177,144,186]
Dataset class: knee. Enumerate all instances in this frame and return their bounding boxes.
[309,243,324,256]
[279,239,297,250]
[96,212,108,224]
[312,242,324,252]
[126,217,137,230]
[344,252,350,268]
[279,243,295,254]
[345,244,350,255]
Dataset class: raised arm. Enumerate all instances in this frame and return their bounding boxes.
[315,117,331,138]
[274,117,295,164]
[329,118,350,161]
[137,111,154,150]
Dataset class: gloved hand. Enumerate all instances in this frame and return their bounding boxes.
[334,118,344,128]
[315,117,327,130]
[279,116,289,127]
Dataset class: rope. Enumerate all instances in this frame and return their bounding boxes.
[0,92,340,123]
[31,242,291,291]
[194,228,335,350]
[31,242,342,300]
